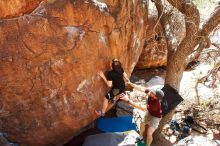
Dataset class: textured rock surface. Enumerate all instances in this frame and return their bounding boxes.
[0,0,148,145]
[136,19,167,68]
[0,0,44,19]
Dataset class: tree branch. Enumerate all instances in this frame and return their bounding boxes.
[186,36,211,65]
[169,0,200,60]
[186,5,220,66]
[200,5,220,36]
[212,43,220,50]
[152,0,176,56]
[186,42,205,65]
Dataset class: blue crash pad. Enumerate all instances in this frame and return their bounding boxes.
[96,116,137,132]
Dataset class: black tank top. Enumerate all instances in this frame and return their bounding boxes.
[107,69,125,91]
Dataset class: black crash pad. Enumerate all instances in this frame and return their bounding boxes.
[161,84,184,116]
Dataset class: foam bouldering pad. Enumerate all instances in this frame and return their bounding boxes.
[83,130,143,146]
[96,116,137,132]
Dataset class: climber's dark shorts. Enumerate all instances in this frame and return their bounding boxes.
[105,88,124,101]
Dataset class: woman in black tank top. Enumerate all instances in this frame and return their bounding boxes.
[95,59,129,117]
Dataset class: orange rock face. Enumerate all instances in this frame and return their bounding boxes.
[0,0,44,19]
[136,19,167,68]
[0,0,148,145]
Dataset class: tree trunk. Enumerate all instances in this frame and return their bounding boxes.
[153,53,185,139]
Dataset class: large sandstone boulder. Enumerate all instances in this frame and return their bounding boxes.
[0,0,44,19]
[0,0,148,145]
[136,1,186,69]
[136,18,168,68]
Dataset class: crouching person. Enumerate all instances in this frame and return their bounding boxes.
[120,81,164,146]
